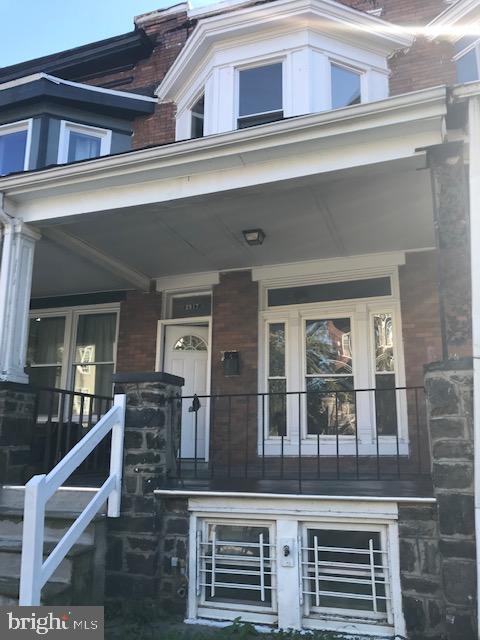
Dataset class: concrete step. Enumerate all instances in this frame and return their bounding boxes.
[0,576,71,606]
[0,507,105,545]
[0,537,94,582]
[0,485,105,512]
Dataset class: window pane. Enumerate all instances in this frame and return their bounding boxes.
[331,64,361,109]
[375,373,397,435]
[268,277,391,307]
[456,48,479,83]
[74,313,116,363]
[306,319,352,375]
[268,378,287,437]
[306,529,386,614]
[191,95,205,139]
[27,316,65,365]
[205,524,272,607]
[73,363,114,398]
[374,313,394,372]
[269,323,285,377]
[67,131,102,162]
[173,335,207,351]
[0,130,27,176]
[307,377,355,435]
[239,63,282,117]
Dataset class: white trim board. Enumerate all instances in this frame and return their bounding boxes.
[153,489,436,503]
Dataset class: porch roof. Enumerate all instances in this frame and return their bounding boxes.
[0,86,447,298]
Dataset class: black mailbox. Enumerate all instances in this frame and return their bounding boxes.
[222,351,240,376]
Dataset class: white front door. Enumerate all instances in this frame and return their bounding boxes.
[164,325,209,459]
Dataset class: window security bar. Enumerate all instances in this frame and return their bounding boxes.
[198,532,276,602]
[301,537,391,616]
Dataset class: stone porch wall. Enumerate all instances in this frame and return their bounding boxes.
[0,382,37,484]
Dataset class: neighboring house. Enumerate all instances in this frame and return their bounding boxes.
[0,0,479,638]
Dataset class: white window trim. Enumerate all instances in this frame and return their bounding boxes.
[453,39,480,82]
[0,119,33,173]
[57,120,112,164]
[28,303,120,395]
[196,517,277,623]
[235,58,286,129]
[187,496,406,638]
[258,269,408,456]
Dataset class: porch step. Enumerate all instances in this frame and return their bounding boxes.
[0,576,71,606]
[0,486,107,605]
[0,537,93,582]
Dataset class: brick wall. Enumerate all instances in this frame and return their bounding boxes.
[116,290,162,374]
[78,0,455,151]
[399,251,443,387]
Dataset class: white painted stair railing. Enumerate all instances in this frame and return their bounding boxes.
[19,394,126,605]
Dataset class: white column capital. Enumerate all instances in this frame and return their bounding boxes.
[0,219,40,383]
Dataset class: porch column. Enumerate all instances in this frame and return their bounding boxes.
[0,219,40,384]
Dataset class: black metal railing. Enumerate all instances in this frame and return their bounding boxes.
[172,386,430,492]
[30,386,113,476]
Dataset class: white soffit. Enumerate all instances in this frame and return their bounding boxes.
[155,0,415,101]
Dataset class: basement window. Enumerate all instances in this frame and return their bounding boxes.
[238,62,283,129]
[197,521,276,616]
[58,121,112,164]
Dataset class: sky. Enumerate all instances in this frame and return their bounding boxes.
[0,0,218,68]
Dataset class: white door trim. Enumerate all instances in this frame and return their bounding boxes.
[156,316,212,461]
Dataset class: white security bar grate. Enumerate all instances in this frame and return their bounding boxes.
[198,531,276,605]
[301,536,392,619]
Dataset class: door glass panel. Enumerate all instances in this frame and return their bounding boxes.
[373,313,397,435]
[306,319,352,375]
[173,335,207,351]
[268,323,286,436]
[331,64,361,109]
[204,524,273,608]
[305,528,387,615]
[306,319,355,435]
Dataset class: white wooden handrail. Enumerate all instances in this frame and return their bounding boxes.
[19,394,126,606]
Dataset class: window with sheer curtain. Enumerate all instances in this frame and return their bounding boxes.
[27,309,118,405]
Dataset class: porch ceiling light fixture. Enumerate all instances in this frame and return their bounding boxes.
[243,228,266,246]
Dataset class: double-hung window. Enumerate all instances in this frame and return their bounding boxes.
[454,37,480,83]
[27,307,118,411]
[238,62,283,129]
[261,274,406,454]
[0,120,31,176]
[331,63,362,109]
[58,121,112,164]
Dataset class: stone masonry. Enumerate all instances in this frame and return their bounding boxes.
[0,382,37,484]
[424,360,476,640]
[105,372,184,602]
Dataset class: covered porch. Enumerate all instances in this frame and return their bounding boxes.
[0,86,463,496]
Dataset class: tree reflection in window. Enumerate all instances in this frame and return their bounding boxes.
[305,318,356,435]
[174,335,207,351]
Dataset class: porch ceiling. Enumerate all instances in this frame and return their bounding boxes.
[30,157,434,298]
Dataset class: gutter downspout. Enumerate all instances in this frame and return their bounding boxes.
[468,96,480,640]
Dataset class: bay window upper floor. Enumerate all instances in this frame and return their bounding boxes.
[159,0,413,141]
[0,74,156,176]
